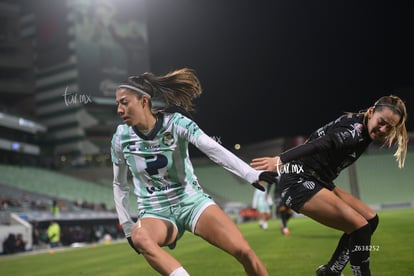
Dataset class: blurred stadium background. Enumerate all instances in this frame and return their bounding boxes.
[1,0,413,255]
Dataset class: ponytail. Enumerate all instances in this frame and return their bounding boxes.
[120,68,202,114]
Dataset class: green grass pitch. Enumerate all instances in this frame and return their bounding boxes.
[1,208,413,275]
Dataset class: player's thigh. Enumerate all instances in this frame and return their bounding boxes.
[195,205,249,252]
[134,217,178,246]
[299,188,368,234]
[333,186,376,220]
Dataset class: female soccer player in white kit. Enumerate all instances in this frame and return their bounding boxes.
[252,188,272,230]
[111,68,277,276]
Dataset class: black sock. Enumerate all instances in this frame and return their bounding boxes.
[280,212,288,228]
[327,233,350,273]
[326,214,379,273]
[367,214,379,233]
[349,224,371,276]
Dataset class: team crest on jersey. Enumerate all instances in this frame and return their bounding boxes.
[303,181,316,190]
[162,132,175,146]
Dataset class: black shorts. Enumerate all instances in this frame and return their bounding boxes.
[279,173,335,213]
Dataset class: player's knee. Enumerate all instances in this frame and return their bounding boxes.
[234,245,256,263]
[131,231,152,253]
[354,210,373,229]
[127,237,141,254]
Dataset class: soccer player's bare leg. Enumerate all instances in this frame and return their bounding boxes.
[300,188,372,276]
[195,205,268,276]
[130,218,185,275]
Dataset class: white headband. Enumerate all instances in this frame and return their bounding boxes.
[118,84,152,98]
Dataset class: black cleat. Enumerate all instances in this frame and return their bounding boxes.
[315,265,344,276]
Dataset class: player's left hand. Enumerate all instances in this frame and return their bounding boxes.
[251,171,279,191]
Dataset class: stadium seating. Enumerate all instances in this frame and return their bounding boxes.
[0,165,127,210]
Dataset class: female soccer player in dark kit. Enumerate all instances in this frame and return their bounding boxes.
[251,95,408,276]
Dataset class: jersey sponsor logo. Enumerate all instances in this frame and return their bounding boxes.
[145,183,181,194]
[140,144,161,151]
[146,184,172,194]
[128,141,161,152]
[303,181,315,190]
[127,142,140,152]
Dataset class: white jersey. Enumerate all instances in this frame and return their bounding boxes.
[111,112,261,232]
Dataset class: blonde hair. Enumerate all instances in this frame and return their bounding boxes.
[120,68,202,114]
[364,95,408,168]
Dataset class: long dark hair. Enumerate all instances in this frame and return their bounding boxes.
[119,68,202,116]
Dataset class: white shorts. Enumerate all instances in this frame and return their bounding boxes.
[139,192,215,240]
